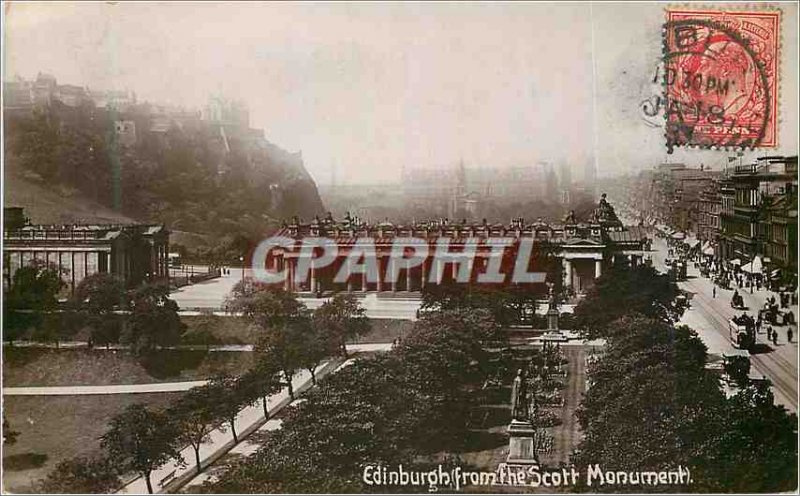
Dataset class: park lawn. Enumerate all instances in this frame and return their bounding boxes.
[2,348,256,387]
[182,315,414,345]
[2,393,181,494]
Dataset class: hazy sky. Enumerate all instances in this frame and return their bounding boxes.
[4,2,798,185]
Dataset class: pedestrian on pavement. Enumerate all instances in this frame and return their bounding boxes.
[788,327,793,343]
[772,329,778,346]
[766,326,772,341]
[712,286,716,299]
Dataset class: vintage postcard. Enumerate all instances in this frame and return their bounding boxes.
[2,2,798,495]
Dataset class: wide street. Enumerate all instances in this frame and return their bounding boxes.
[650,236,798,413]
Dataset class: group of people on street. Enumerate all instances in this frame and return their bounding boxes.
[662,232,798,349]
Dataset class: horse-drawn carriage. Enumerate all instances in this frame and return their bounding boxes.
[730,291,745,309]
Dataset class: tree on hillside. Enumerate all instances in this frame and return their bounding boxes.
[38,456,121,494]
[101,404,183,494]
[169,384,224,475]
[3,261,66,344]
[72,273,128,348]
[312,293,370,357]
[122,282,185,354]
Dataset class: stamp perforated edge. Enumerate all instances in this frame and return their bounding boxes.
[661,4,783,152]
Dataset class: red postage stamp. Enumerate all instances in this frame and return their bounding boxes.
[663,9,780,149]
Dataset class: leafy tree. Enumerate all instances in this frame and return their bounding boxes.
[575,310,798,493]
[101,404,183,494]
[122,282,185,354]
[254,323,304,400]
[38,456,121,494]
[182,314,222,350]
[692,381,798,493]
[3,415,19,446]
[225,283,307,327]
[227,285,310,399]
[420,281,548,327]
[204,306,506,493]
[71,273,128,348]
[312,293,370,357]
[574,262,684,338]
[574,317,724,491]
[238,360,283,419]
[29,312,75,347]
[3,261,65,344]
[297,319,335,385]
[206,375,249,444]
[169,384,225,475]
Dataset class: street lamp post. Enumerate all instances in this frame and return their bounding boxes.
[239,256,245,282]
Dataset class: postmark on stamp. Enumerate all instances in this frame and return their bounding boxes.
[661,9,780,151]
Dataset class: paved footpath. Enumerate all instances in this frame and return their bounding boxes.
[1,344,391,397]
[117,359,342,494]
[2,381,208,396]
[652,237,798,413]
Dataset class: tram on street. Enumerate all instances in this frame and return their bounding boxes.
[728,318,755,351]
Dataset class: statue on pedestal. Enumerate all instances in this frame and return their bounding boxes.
[546,282,560,331]
[510,369,529,421]
[507,369,539,466]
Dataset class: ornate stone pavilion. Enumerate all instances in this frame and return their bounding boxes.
[267,195,650,294]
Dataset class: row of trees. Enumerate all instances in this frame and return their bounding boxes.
[3,264,185,353]
[37,287,373,493]
[204,306,505,493]
[573,263,798,492]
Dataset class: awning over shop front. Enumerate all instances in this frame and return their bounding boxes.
[730,258,741,266]
[703,245,715,256]
[741,256,764,274]
[671,231,685,240]
[686,238,700,248]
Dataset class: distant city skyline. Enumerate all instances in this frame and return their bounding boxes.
[4,2,798,185]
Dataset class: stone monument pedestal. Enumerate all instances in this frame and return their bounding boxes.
[506,420,539,467]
